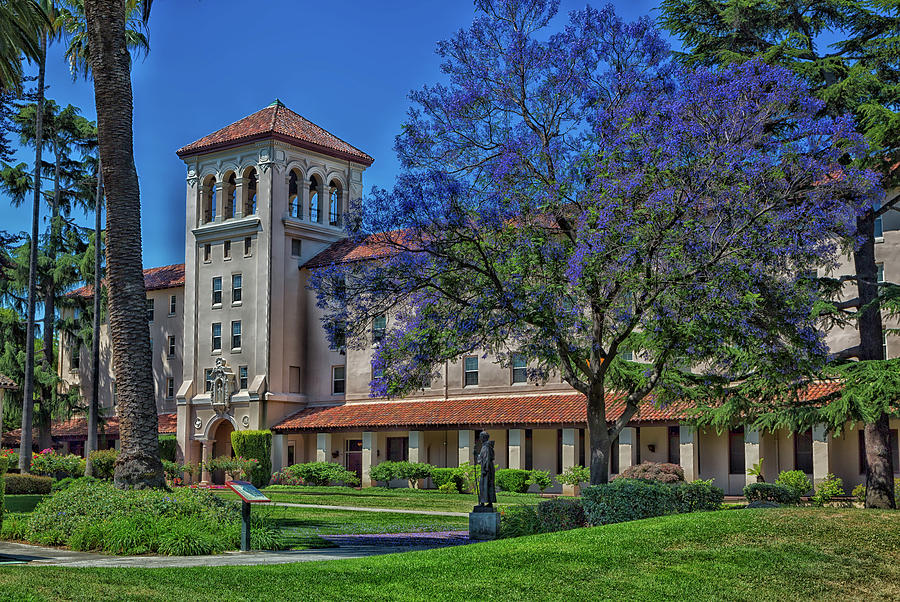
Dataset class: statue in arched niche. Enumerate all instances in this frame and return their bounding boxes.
[210,357,235,413]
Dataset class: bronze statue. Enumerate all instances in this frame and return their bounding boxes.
[476,431,496,508]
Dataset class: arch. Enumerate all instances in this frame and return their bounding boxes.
[201,174,217,224]
[223,171,236,220]
[328,179,343,227]
[210,419,236,485]
[288,168,303,219]
[202,412,240,441]
[308,173,323,223]
[243,167,258,216]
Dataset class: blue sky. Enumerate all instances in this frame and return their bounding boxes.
[7,0,665,269]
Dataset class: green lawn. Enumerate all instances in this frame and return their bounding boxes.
[218,485,543,513]
[2,496,46,514]
[1,508,898,601]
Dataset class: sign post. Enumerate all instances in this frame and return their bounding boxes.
[226,480,270,552]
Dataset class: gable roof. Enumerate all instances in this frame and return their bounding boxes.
[2,413,177,445]
[303,231,404,269]
[176,100,374,166]
[0,373,15,389]
[70,263,185,299]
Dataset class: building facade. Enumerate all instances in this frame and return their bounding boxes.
[58,102,900,495]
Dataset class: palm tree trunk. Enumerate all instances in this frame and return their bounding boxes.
[83,0,163,488]
[854,212,896,509]
[85,163,102,476]
[18,32,46,472]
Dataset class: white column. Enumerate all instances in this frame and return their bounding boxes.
[458,429,475,467]
[213,181,224,222]
[508,429,525,469]
[316,433,332,463]
[200,440,213,485]
[679,426,700,482]
[619,427,635,472]
[362,431,374,488]
[233,177,245,218]
[271,434,286,474]
[408,430,422,463]
[561,428,577,495]
[744,429,761,489]
[812,425,831,488]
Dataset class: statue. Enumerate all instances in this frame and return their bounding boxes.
[210,357,235,413]
[475,431,496,509]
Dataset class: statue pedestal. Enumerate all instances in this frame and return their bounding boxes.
[469,509,500,540]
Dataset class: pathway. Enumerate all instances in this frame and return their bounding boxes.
[264,501,468,517]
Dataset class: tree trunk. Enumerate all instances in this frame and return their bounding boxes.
[587,385,611,485]
[84,0,163,489]
[853,211,896,509]
[18,34,46,472]
[85,165,102,477]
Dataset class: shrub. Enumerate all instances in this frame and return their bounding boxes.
[535,498,587,532]
[674,479,724,512]
[852,483,866,503]
[432,467,464,493]
[30,450,85,478]
[4,474,52,495]
[285,462,359,486]
[51,476,101,493]
[0,449,18,469]
[88,449,118,480]
[370,461,398,485]
[158,435,177,462]
[526,469,552,493]
[0,455,7,531]
[499,504,542,538]
[775,470,812,499]
[743,482,800,505]
[20,479,284,554]
[230,430,272,488]
[582,479,679,526]
[270,469,303,486]
[617,462,685,483]
[394,462,435,488]
[811,473,845,506]
[0,513,27,541]
[496,469,530,493]
[455,462,477,493]
[556,465,590,489]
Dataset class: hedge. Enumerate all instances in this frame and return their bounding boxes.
[583,479,680,525]
[743,482,800,505]
[284,462,359,486]
[231,430,272,488]
[432,467,465,493]
[496,469,530,493]
[0,455,7,532]
[158,435,177,463]
[617,462,685,483]
[674,479,724,512]
[5,474,52,495]
[88,449,118,480]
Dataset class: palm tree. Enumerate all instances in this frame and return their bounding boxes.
[0,0,47,94]
[82,0,163,488]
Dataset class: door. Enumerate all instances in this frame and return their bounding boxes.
[345,439,363,481]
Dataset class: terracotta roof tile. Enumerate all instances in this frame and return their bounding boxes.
[0,373,15,389]
[70,263,185,299]
[3,413,177,444]
[303,230,409,269]
[176,100,374,166]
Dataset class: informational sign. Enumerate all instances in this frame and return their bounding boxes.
[226,480,270,503]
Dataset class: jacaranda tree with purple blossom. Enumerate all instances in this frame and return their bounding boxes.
[310,0,879,485]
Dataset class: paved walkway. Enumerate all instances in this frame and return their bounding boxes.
[265,501,468,517]
[0,531,472,568]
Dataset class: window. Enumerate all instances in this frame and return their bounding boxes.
[728,428,745,474]
[291,239,301,257]
[884,331,890,360]
[212,322,222,352]
[244,237,252,257]
[166,377,175,399]
[239,365,248,390]
[167,335,176,358]
[557,429,563,475]
[169,295,177,316]
[525,429,533,470]
[372,315,386,344]
[204,369,213,392]
[621,349,634,361]
[332,365,346,394]
[202,176,216,224]
[858,429,900,473]
[309,176,320,222]
[225,173,236,219]
[875,198,884,239]
[578,429,585,467]
[610,435,620,474]
[231,320,241,350]
[387,437,409,462]
[146,298,154,322]
[245,168,258,215]
[512,354,527,383]
[668,426,680,464]
[203,243,211,262]
[794,429,813,474]
[329,180,341,226]
[212,277,222,306]
[464,356,478,386]
[232,274,242,304]
[289,366,300,393]
[287,444,295,466]
[224,240,231,259]
[330,321,346,350]
[334,276,346,298]
[70,345,80,371]
[877,263,885,284]
[288,170,301,218]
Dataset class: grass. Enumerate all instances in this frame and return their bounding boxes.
[2,495,46,514]
[0,508,898,601]
[217,485,543,513]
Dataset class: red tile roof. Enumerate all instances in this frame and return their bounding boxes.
[70,263,185,299]
[0,373,15,389]
[304,231,406,269]
[176,100,374,166]
[273,382,843,433]
[3,413,177,444]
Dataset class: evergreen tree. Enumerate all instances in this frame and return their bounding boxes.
[660,0,899,508]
